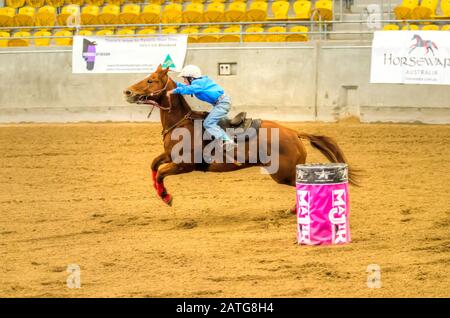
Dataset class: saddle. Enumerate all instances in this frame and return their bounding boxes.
[191,111,262,140]
[189,111,262,171]
[219,112,261,139]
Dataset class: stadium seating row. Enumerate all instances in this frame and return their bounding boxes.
[7,0,252,7]
[0,1,333,28]
[0,24,310,46]
[394,0,450,20]
[383,23,450,30]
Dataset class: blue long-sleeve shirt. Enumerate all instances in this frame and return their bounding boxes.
[173,76,224,105]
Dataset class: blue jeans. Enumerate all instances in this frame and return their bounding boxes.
[204,95,232,141]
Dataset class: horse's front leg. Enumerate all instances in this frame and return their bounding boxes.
[151,153,170,190]
[155,163,194,206]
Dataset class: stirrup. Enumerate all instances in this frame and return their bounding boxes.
[223,140,236,152]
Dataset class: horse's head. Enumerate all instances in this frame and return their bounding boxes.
[123,64,171,105]
[412,34,420,41]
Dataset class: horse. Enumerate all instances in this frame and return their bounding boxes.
[409,34,438,56]
[123,65,360,211]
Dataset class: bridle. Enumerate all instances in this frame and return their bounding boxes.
[137,75,173,118]
[136,74,193,137]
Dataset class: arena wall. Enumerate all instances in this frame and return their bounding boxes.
[0,42,449,124]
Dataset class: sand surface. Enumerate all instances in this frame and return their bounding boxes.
[0,121,449,297]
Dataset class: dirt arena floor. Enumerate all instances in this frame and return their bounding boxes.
[0,120,449,298]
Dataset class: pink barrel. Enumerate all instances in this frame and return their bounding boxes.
[296,163,351,245]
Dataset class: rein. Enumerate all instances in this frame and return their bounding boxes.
[161,111,192,138]
[135,74,193,138]
[138,75,173,117]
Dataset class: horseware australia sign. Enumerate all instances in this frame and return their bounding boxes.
[370,31,450,85]
[72,35,187,74]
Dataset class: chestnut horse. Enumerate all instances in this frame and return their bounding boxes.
[124,65,359,210]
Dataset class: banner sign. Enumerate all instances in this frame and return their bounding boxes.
[72,35,188,74]
[370,31,450,85]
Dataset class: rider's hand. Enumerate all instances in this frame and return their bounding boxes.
[166,90,174,97]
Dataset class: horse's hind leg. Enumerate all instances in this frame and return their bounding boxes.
[151,153,170,190]
[155,163,194,206]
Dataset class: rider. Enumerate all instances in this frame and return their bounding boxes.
[167,65,235,150]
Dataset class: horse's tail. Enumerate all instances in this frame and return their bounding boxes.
[432,41,438,50]
[297,132,362,186]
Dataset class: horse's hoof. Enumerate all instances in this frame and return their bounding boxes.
[162,194,173,206]
[289,206,296,214]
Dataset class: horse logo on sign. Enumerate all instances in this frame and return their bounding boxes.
[409,34,438,56]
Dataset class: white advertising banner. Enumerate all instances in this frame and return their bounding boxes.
[72,35,188,74]
[370,31,450,85]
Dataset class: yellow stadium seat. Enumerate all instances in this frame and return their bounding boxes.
[0,31,10,47]
[412,0,438,19]
[14,6,35,27]
[149,0,164,4]
[198,26,221,43]
[180,26,199,43]
[286,25,308,41]
[96,28,114,36]
[57,4,80,26]
[246,1,268,22]
[220,25,240,42]
[34,30,51,46]
[314,0,333,21]
[105,0,124,5]
[244,26,265,42]
[80,5,99,25]
[383,24,400,30]
[422,24,439,30]
[183,3,204,23]
[54,29,72,45]
[272,1,290,19]
[401,24,419,30]
[137,28,157,37]
[65,0,84,5]
[140,4,161,24]
[85,0,104,6]
[98,4,119,25]
[191,0,206,3]
[26,0,45,8]
[36,5,56,27]
[119,4,140,24]
[266,26,286,42]
[78,29,93,36]
[293,1,312,19]
[9,31,31,46]
[0,7,15,28]
[441,24,450,30]
[225,1,246,22]
[161,3,182,24]
[394,0,419,19]
[204,2,225,22]
[441,0,450,16]
[116,28,135,36]
[162,27,177,35]
[6,0,25,9]
[46,0,64,7]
